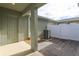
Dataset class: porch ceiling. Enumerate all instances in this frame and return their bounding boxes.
[0,3,30,12]
[0,3,45,16]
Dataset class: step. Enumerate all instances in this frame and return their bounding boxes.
[26,51,44,56]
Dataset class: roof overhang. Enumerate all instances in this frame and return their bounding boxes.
[0,3,46,16]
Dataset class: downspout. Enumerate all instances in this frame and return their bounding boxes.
[27,15,31,40]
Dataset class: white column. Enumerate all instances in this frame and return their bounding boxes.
[30,8,38,51]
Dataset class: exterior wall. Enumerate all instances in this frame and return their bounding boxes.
[0,13,18,46]
[18,16,28,41]
[0,9,55,46]
[48,23,79,41]
[38,17,56,36]
[0,11,28,46]
[38,18,48,36]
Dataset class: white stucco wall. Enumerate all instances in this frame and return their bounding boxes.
[48,23,79,41]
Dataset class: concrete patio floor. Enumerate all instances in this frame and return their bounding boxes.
[38,38,79,56]
[0,41,31,56]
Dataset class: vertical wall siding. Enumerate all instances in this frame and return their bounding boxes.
[0,12,28,46]
[0,15,1,45]
[18,16,28,41]
[1,15,8,45]
[7,15,18,44]
[38,19,48,36]
[0,14,18,46]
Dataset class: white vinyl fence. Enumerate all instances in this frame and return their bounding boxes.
[47,23,79,41]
